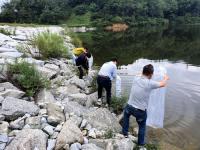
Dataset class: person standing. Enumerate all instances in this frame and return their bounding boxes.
[97,58,118,106]
[75,52,91,79]
[122,64,169,150]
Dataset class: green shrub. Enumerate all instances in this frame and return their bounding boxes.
[7,61,50,96]
[0,28,12,35]
[104,129,114,139]
[67,30,83,47]
[110,96,128,115]
[31,32,69,59]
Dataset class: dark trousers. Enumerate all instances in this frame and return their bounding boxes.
[97,75,112,105]
[122,104,147,146]
[78,66,84,79]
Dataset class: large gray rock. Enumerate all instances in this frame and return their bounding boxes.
[83,108,121,132]
[89,138,135,150]
[44,63,60,72]
[36,66,57,79]
[0,89,25,99]
[0,52,23,58]
[0,97,39,120]
[0,121,9,134]
[0,134,8,143]
[0,82,18,90]
[47,139,56,150]
[47,103,65,126]
[0,82,25,98]
[68,93,87,106]
[82,144,103,150]
[64,101,88,117]
[70,142,81,150]
[68,76,86,89]
[55,85,80,97]
[25,116,41,129]
[36,89,56,106]
[55,120,84,150]
[85,92,98,107]
[10,117,25,130]
[0,47,18,53]
[5,129,48,150]
[0,33,13,42]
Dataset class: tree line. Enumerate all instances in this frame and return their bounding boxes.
[0,0,200,25]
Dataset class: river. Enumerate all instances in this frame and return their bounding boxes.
[77,25,200,150]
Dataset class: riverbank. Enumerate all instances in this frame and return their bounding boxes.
[0,24,153,150]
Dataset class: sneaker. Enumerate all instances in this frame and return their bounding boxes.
[96,98,102,106]
[138,146,147,150]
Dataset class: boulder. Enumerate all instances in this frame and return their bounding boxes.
[0,134,8,143]
[10,117,25,130]
[0,89,25,99]
[64,101,88,117]
[0,33,13,42]
[5,129,48,150]
[70,143,81,150]
[25,116,41,129]
[68,76,86,90]
[83,108,121,132]
[43,124,55,136]
[47,103,65,126]
[0,47,18,53]
[82,144,103,150]
[89,138,135,150]
[55,85,80,98]
[68,93,87,106]
[0,121,9,134]
[0,52,23,58]
[69,115,82,127]
[85,92,98,107]
[47,139,56,150]
[55,120,84,150]
[0,97,39,121]
[36,89,56,106]
[44,63,60,72]
[36,66,57,79]
[0,82,25,98]
[0,82,18,90]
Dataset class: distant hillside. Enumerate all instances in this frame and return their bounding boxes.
[0,0,200,26]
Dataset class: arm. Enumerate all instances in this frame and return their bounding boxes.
[112,66,117,79]
[159,74,169,87]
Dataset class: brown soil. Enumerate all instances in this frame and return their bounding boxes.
[105,23,128,32]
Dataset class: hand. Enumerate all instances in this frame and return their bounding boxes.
[164,74,169,80]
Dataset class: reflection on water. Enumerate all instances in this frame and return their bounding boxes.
[78,25,200,150]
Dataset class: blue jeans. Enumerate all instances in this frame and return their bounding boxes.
[122,104,147,145]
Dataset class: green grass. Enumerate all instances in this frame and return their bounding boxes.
[7,61,50,97]
[104,129,114,139]
[110,96,128,115]
[0,28,16,35]
[65,12,92,27]
[67,31,83,47]
[31,31,69,59]
[0,22,51,27]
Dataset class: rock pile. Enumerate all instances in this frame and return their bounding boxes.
[0,25,137,150]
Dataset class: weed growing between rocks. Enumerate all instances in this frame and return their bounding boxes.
[104,129,114,139]
[0,27,16,35]
[110,96,128,115]
[7,61,50,97]
[31,31,69,59]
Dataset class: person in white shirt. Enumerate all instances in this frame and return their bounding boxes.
[97,58,118,106]
[122,64,169,150]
